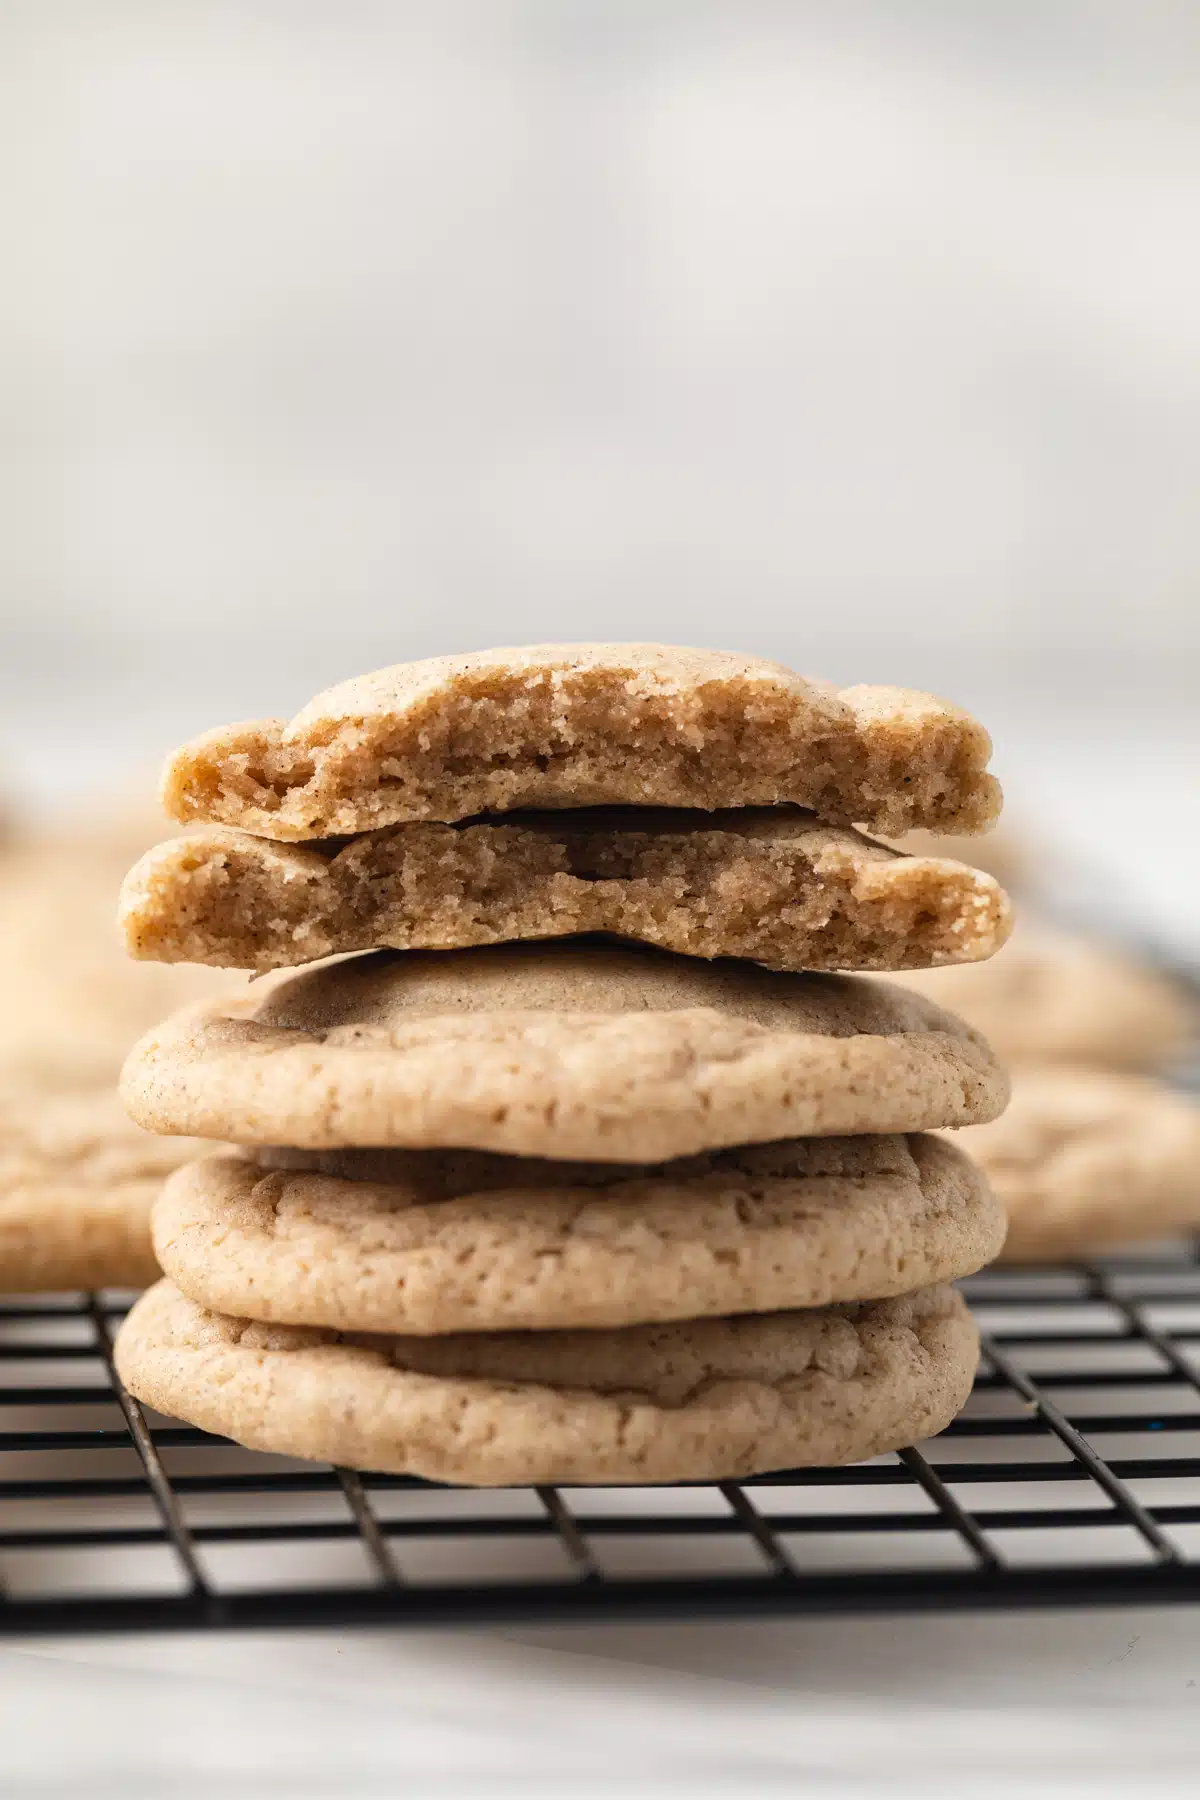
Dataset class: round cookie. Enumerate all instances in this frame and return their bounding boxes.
[115,1280,979,1484]
[892,925,1192,1074]
[120,941,1009,1161]
[155,1133,1004,1334]
[949,1068,1200,1263]
[159,644,1001,841]
[0,1087,205,1291]
[120,809,1011,976]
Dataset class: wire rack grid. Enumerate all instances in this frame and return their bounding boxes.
[3,1252,1200,1634]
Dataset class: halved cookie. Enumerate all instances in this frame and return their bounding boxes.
[948,1068,1200,1262]
[120,810,1011,976]
[0,1087,204,1291]
[155,1132,1004,1333]
[115,1279,979,1484]
[120,941,1009,1161]
[159,644,1001,841]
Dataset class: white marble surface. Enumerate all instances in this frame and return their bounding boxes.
[6,1608,1200,1796]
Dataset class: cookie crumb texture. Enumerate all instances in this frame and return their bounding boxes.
[120,942,1009,1160]
[0,1088,203,1291]
[155,1133,1004,1333]
[122,810,1011,975]
[956,1069,1200,1262]
[159,646,1001,841]
[115,1280,979,1483]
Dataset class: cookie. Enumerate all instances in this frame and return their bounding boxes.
[0,833,245,1088]
[120,941,1008,1160]
[159,645,1001,841]
[120,810,1012,976]
[893,925,1192,1074]
[115,1279,978,1483]
[0,1087,204,1291]
[155,1132,1003,1334]
[949,1068,1200,1262]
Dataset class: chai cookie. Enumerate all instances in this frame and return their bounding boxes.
[120,810,1012,976]
[159,644,1001,841]
[893,926,1191,1074]
[156,1132,1003,1334]
[949,1068,1200,1262]
[121,941,1008,1161]
[0,1087,204,1291]
[115,1279,978,1484]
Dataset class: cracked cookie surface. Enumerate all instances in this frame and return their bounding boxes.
[115,1279,978,1483]
[155,1132,1003,1332]
[121,941,1009,1160]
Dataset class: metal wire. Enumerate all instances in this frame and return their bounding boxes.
[1,1256,1199,1632]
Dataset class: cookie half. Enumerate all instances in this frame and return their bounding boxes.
[159,644,1001,841]
[893,926,1192,1074]
[115,1280,978,1484]
[155,1133,1003,1334]
[949,1068,1200,1262]
[120,809,1011,976]
[0,1088,203,1291]
[121,941,1008,1160]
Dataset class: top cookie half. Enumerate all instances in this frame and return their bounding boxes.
[159,645,1002,841]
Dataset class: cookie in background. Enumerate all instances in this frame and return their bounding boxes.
[892,838,1197,1260]
[0,1087,205,1293]
[0,802,246,1090]
[0,789,241,1289]
[892,920,1192,1076]
[948,1068,1200,1264]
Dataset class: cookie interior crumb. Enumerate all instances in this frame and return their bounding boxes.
[120,808,1012,974]
[160,645,1001,840]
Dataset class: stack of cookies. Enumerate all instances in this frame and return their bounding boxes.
[113,646,1012,1485]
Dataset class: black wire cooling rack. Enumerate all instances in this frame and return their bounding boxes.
[4,1253,1200,1634]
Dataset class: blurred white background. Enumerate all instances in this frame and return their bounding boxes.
[1,0,1197,933]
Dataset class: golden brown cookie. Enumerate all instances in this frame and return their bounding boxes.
[115,1279,979,1484]
[120,810,1011,976]
[948,1068,1200,1262]
[159,645,1001,841]
[120,941,1009,1161]
[155,1132,1003,1333]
